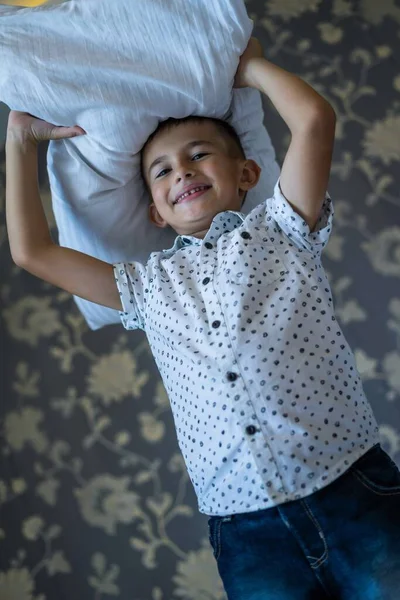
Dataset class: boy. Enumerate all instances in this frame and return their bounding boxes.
[6,38,400,599]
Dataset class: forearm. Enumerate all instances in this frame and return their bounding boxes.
[6,136,54,264]
[248,58,334,134]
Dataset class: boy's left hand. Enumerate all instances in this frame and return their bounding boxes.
[7,110,86,145]
[234,37,264,89]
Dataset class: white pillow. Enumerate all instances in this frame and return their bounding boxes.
[0,0,280,330]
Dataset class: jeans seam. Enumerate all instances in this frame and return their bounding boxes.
[214,518,222,561]
[301,499,329,569]
[352,469,400,496]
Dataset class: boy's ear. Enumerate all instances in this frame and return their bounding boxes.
[149,202,169,228]
[239,159,262,192]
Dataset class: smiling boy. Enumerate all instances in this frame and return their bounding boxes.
[142,117,258,239]
[6,38,400,599]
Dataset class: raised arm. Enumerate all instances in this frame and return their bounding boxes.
[5,113,122,311]
[235,38,336,232]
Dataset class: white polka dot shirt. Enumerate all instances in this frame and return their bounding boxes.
[114,179,379,516]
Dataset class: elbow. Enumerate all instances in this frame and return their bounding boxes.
[12,250,40,272]
[12,252,29,269]
[12,242,55,271]
[309,101,336,136]
[296,101,336,145]
[12,254,35,274]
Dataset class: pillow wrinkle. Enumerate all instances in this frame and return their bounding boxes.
[1,0,280,329]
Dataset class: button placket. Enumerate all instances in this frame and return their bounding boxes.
[201,239,226,338]
[201,242,214,287]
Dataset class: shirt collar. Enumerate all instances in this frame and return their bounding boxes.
[163,209,245,255]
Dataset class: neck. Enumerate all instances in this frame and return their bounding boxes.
[192,229,208,239]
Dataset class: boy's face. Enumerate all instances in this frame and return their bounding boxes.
[142,121,261,239]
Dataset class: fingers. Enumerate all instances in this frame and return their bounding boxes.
[52,126,86,140]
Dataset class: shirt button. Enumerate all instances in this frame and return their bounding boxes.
[241,231,251,240]
[227,372,238,382]
[212,320,221,329]
[246,425,257,435]
[202,277,210,285]
[205,242,213,249]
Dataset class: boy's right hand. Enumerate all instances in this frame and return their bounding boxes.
[234,37,264,89]
[7,110,86,146]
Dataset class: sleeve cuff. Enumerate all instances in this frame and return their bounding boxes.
[268,178,334,253]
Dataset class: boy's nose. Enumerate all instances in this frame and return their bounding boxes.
[176,169,195,182]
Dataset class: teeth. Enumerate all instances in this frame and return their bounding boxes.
[175,186,208,204]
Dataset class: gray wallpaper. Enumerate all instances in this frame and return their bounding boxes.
[1,1,400,598]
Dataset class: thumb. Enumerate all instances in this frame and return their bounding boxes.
[51,126,86,140]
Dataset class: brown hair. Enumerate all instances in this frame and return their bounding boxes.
[140,115,246,188]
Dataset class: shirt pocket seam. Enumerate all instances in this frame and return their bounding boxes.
[221,241,291,287]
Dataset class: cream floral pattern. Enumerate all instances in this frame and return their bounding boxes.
[3,296,61,346]
[74,475,141,535]
[22,516,45,541]
[4,407,48,453]
[173,541,225,600]
[1,1,400,598]
[362,228,400,277]
[360,0,400,24]
[86,351,149,405]
[363,116,400,165]
[0,568,44,600]
[266,0,322,21]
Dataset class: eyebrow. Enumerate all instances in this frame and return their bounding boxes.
[148,140,214,176]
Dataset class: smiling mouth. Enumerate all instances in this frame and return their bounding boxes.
[173,186,212,205]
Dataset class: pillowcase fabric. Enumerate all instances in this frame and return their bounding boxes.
[0,0,280,329]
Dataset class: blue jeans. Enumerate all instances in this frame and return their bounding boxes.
[208,444,400,599]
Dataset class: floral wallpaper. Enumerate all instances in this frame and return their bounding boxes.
[1,0,400,598]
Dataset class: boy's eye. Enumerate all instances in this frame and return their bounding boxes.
[155,168,170,179]
[155,154,208,179]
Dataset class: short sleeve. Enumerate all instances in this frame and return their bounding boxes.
[113,262,148,330]
[266,178,334,255]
